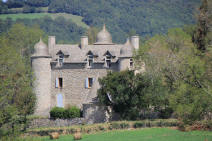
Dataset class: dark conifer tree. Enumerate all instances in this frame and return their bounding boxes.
[193,0,209,52]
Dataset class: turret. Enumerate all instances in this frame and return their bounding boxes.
[31,38,52,116]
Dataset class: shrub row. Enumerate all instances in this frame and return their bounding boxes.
[27,119,178,136]
[50,106,81,120]
[179,120,212,131]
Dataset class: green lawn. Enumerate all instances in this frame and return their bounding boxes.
[0,13,89,29]
[22,128,212,141]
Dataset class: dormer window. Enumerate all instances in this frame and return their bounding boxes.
[56,50,69,67]
[105,55,111,68]
[104,51,114,68]
[58,55,64,66]
[88,55,93,68]
[86,50,96,68]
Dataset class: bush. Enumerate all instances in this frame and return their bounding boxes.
[64,106,81,119]
[50,107,65,119]
[120,122,130,129]
[133,121,145,128]
[50,106,81,119]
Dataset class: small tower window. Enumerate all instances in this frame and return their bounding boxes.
[105,55,111,68]
[130,58,134,68]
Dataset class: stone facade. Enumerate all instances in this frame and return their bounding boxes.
[31,25,139,122]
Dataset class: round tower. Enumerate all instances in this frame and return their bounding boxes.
[31,38,52,117]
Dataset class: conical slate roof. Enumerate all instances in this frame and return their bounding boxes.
[94,24,114,45]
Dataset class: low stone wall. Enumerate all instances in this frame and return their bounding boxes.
[29,118,85,129]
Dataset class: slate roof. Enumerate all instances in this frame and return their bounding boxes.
[51,43,133,63]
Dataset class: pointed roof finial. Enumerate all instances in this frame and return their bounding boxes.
[39,37,43,42]
[125,37,130,45]
[103,24,106,31]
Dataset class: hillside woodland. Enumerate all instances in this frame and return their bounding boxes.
[0,0,201,43]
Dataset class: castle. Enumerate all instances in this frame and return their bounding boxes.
[31,25,139,122]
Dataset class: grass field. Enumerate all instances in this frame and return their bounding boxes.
[0,13,89,29]
[22,128,212,141]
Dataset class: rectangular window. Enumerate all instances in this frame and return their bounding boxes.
[59,78,63,88]
[87,55,93,68]
[56,77,63,88]
[88,78,93,88]
[130,59,133,68]
[105,56,111,68]
[85,78,94,88]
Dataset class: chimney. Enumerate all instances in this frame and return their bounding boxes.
[80,36,88,48]
[48,36,55,55]
[131,36,139,50]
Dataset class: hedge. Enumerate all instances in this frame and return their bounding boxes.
[50,106,81,120]
[27,119,179,136]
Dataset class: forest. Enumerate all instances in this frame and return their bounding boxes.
[0,0,201,43]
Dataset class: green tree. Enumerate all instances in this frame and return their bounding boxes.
[6,23,46,60]
[0,23,46,139]
[136,28,212,124]
[0,37,35,139]
[193,0,209,52]
[87,26,99,44]
[98,70,169,120]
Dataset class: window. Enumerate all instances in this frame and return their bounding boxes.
[57,94,64,107]
[85,77,94,88]
[130,58,134,68]
[87,55,93,68]
[55,77,63,88]
[105,55,111,68]
[58,55,64,66]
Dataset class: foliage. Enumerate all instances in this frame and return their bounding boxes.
[136,27,212,124]
[0,13,89,28]
[98,70,170,120]
[50,106,81,119]
[0,23,48,138]
[50,107,65,120]
[48,0,201,43]
[193,0,212,52]
[1,0,201,43]
[0,15,87,44]
[64,106,81,119]
[26,119,178,136]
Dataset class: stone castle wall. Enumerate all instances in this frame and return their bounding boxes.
[50,63,120,109]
